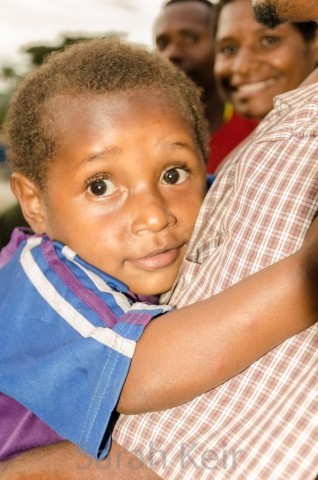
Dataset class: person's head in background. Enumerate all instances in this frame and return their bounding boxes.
[4,38,208,296]
[154,0,217,92]
[153,0,260,175]
[153,0,224,133]
[252,0,318,27]
[214,0,318,119]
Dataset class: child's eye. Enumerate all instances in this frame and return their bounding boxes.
[87,177,116,197]
[161,167,189,185]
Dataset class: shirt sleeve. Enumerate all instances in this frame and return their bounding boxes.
[0,236,171,459]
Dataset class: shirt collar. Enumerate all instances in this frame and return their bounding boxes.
[273,81,318,113]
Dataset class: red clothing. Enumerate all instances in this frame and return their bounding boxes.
[207,111,258,173]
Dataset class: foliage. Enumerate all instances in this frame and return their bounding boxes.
[25,32,125,66]
[0,32,125,128]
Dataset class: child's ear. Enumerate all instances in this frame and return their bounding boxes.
[10,172,47,234]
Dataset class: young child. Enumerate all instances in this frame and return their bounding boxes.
[0,38,317,462]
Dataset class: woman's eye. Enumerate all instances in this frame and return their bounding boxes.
[218,44,238,57]
[161,167,189,185]
[262,35,279,47]
[87,178,116,197]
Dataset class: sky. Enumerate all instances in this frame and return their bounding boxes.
[1,0,165,70]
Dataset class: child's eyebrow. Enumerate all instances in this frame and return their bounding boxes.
[168,140,196,150]
[75,137,199,169]
[81,147,121,165]
[165,140,199,156]
[79,140,198,164]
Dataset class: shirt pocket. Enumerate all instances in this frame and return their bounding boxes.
[186,234,221,265]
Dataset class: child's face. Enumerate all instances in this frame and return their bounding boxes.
[38,92,206,295]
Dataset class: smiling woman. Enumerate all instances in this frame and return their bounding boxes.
[214,0,318,119]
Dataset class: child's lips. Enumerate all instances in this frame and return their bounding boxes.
[129,245,183,271]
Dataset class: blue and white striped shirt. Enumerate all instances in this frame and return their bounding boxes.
[0,231,171,459]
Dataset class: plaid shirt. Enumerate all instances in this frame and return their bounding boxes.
[113,82,318,479]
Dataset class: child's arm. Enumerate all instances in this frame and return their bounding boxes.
[119,221,317,413]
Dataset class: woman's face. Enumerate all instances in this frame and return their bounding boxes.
[214,0,318,119]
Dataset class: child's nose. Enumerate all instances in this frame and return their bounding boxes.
[131,192,176,235]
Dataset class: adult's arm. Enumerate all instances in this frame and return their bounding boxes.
[0,441,158,480]
[118,217,318,413]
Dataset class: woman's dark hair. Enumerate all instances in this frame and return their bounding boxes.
[215,0,317,42]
